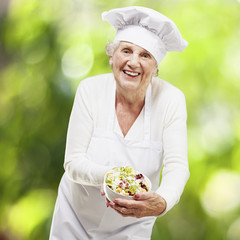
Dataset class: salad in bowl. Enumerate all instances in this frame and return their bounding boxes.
[104,166,151,202]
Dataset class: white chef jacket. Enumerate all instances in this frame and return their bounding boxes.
[64,73,189,213]
[50,73,189,239]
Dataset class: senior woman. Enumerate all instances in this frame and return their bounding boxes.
[50,6,190,240]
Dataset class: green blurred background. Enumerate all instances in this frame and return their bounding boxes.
[0,0,240,239]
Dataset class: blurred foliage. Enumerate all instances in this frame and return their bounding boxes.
[0,0,240,239]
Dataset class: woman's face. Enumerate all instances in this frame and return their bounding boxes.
[110,41,157,96]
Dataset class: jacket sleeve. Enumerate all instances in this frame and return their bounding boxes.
[156,90,190,215]
[63,81,112,186]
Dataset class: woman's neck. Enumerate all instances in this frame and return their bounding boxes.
[115,89,145,113]
[115,90,145,137]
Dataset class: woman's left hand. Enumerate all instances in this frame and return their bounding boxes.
[108,191,166,218]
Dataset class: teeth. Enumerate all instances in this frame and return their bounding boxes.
[124,70,139,76]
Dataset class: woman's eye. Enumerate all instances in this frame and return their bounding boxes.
[122,49,130,54]
[143,53,150,58]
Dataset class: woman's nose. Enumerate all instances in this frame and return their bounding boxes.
[127,54,140,68]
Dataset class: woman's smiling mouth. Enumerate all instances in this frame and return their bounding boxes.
[123,70,141,77]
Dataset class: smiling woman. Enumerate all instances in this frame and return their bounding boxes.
[50,6,190,240]
[109,42,158,103]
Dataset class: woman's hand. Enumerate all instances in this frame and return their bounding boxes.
[108,191,166,218]
[101,185,105,196]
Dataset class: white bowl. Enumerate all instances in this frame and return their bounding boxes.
[103,170,152,202]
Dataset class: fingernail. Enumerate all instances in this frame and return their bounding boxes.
[134,193,139,199]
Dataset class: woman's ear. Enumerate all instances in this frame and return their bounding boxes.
[153,64,158,77]
[109,57,113,66]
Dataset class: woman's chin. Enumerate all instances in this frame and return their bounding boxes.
[119,81,140,93]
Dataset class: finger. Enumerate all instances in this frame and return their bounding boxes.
[112,204,136,217]
[115,208,135,217]
[134,191,153,200]
[112,200,143,216]
[113,198,142,209]
[100,185,105,196]
[106,197,111,207]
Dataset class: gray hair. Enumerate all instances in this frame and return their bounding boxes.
[105,41,120,56]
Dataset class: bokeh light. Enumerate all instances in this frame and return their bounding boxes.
[201,170,240,217]
[61,44,94,79]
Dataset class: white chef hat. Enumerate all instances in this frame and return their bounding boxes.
[102,6,188,64]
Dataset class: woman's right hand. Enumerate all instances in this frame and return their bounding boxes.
[108,191,166,218]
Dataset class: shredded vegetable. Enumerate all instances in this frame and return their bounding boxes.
[105,166,149,196]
